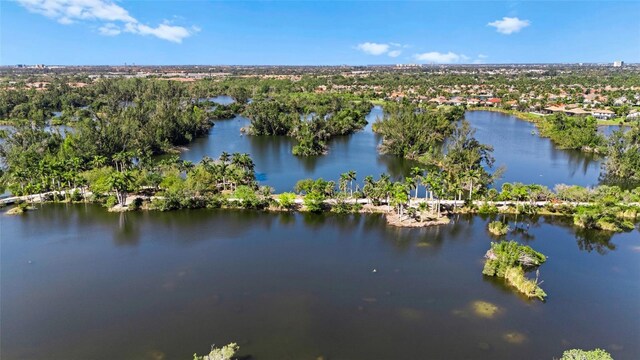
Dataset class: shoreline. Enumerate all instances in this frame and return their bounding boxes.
[467,106,634,127]
[5,191,638,229]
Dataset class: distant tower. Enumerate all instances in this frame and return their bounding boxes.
[613,61,624,67]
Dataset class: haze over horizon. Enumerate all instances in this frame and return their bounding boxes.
[2,0,639,66]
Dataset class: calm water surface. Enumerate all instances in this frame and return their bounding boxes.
[182,109,606,191]
[1,205,639,359]
[182,106,417,192]
[466,111,602,188]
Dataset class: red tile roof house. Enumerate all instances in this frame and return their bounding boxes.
[486,98,502,107]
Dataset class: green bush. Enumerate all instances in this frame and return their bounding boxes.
[487,221,510,236]
[193,342,239,360]
[70,190,83,202]
[130,197,143,210]
[303,190,325,212]
[574,205,635,232]
[332,201,362,214]
[560,348,613,360]
[278,192,297,210]
[104,195,118,208]
[232,185,268,209]
[478,203,498,215]
[504,266,547,300]
[483,241,547,300]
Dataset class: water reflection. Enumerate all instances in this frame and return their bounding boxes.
[465,111,602,187]
[182,109,607,192]
[2,204,640,359]
[574,228,617,255]
[181,107,416,192]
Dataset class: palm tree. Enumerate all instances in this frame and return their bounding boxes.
[219,151,231,164]
[346,170,356,197]
[363,175,375,203]
[89,155,107,169]
[238,153,255,172]
[404,176,418,205]
[465,169,482,200]
[339,173,349,195]
[410,167,424,199]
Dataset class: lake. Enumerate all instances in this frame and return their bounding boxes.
[2,105,637,359]
[182,106,418,193]
[181,108,604,192]
[1,204,638,359]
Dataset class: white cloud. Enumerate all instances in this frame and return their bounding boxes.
[356,42,406,57]
[16,0,195,43]
[125,23,197,43]
[356,42,390,56]
[488,17,530,35]
[387,50,402,58]
[98,23,120,36]
[478,54,488,59]
[413,51,462,64]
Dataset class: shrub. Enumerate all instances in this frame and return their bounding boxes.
[543,203,558,213]
[130,197,143,210]
[504,266,547,300]
[332,200,362,214]
[560,348,613,360]
[233,185,263,209]
[483,241,547,300]
[303,190,325,212]
[70,190,83,202]
[517,203,538,215]
[478,203,498,215]
[278,192,297,210]
[488,221,510,236]
[574,205,635,232]
[104,195,118,208]
[193,343,239,360]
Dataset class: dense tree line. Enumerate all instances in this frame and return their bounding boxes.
[243,94,372,156]
[372,103,463,158]
[0,80,213,196]
[537,113,605,151]
[603,123,640,184]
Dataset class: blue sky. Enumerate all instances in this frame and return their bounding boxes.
[1,1,639,65]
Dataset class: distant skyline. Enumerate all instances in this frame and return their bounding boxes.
[2,1,639,65]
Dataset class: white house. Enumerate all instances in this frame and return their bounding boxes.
[592,109,615,120]
[627,112,640,120]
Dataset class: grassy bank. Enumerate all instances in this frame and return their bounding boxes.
[467,107,544,123]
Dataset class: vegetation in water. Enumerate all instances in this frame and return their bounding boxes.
[372,102,462,158]
[603,122,640,185]
[193,343,239,360]
[243,93,372,156]
[483,240,547,300]
[559,348,613,360]
[537,113,606,152]
[487,221,510,236]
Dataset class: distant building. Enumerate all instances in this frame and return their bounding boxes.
[626,112,640,120]
[613,61,624,67]
[487,98,501,107]
[592,109,615,120]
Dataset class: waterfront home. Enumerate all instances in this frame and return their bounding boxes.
[627,112,640,120]
[543,105,565,114]
[487,98,501,106]
[565,108,590,117]
[592,109,615,120]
